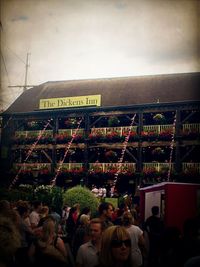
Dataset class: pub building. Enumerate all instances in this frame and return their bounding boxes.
[1,72,200,193]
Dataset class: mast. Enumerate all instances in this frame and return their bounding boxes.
[8,52,36,91]
[24,52,30,92]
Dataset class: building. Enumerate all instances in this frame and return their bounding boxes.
[1,72,200,192]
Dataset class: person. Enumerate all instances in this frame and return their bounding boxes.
[98,202,114,229]
[91,185,99,198]
[0,215,21,267]
[72,214,91,257]
[38,205,49,227]
[96,225,132,267]
[29,200,42,229]
[61,205,70,223]
[49,205,62,234]
[76,218,104,267]
[15,203,35,267]
[76,207,91,228]
[144,206,164,267]
[28,216,68,267]
[122,211,146,267]
[66,206,78,245]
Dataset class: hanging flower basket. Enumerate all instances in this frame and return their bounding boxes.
[105,150,117,160]
[153,113,165,123]
[64,118,78,128]
[152,147,165,155]
[108,116,120,127]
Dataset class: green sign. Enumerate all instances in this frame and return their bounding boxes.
[105,197,118,208]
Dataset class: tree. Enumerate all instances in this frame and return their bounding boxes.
[63,186,99,216]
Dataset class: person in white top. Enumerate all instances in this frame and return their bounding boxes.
[102,186,107,198]
[122,211,146,267]
[91,185,99,198]
[76,218,104,267]
[29,200,42,229]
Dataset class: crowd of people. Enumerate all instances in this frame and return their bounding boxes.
[0,198,199,267]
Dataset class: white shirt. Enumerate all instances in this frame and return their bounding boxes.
[76,240,99,267]
[126,224,143,267]
[29,210,40,227]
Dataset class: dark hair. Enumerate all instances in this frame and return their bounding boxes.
[98,202,112,215]
[17,205,29,216]
[32,200,42,209]
[151,206,159,216]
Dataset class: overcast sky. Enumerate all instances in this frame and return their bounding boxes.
[1,0,200,111]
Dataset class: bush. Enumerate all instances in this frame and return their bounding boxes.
[0,185,63,214]
[63,186,99,216]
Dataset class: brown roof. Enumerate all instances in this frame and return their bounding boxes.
[4,72,200,114]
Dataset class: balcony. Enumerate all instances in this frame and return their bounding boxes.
[12,162,200,174]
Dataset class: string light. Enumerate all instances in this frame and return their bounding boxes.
[167,114,176,181]
[113,114,136,187]
[51,118,83,186]
[2,116,12,129]
[9,118,53,190]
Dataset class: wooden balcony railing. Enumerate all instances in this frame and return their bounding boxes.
[14,123,200,139]
[143,162,174,172]
[182,123,200,132]
[15,130,53,138]
[58,163,83,170]
[91,126,137,135]
[13,163,51,171]
[143,124,173,133]
[12,162,200,173]
[89,162,136,172]
[182,162,200,173]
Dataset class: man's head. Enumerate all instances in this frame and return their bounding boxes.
[98,202,114,220]
[151,206,159,216]
[89,218,104,243]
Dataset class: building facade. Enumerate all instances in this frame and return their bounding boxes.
[1,72,200,192]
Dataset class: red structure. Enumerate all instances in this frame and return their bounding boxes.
[140,182,200,232]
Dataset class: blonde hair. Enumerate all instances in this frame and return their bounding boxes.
[122,211,134,226]
[41,217,56,243]
[99,225,131,267]
[79,214,90,225]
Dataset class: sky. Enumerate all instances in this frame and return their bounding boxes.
[0,0,200,111]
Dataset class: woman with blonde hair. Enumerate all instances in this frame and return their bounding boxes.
[28,217,68,267]
[97,225,132,267]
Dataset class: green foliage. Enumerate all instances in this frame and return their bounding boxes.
[63,186,99,215]
[108,116,120,127]
[0,185,63,213]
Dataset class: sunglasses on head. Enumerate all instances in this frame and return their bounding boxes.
[111,239,131,248]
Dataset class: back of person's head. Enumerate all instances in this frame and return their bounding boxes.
[122,211,134,226]
[151,206,159,216]
[17,205,29,217]
[32,200,42,210]
[81,207,91,215]
[79,214,90,225]
[42,217,56,241]
[0,216,21,266]
[0,200,10,213]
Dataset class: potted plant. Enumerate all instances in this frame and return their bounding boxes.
[105,150,117,161]
[153,113,166,123]
[108,116,120,127]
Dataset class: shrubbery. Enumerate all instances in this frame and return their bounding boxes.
[63,185,99,215]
